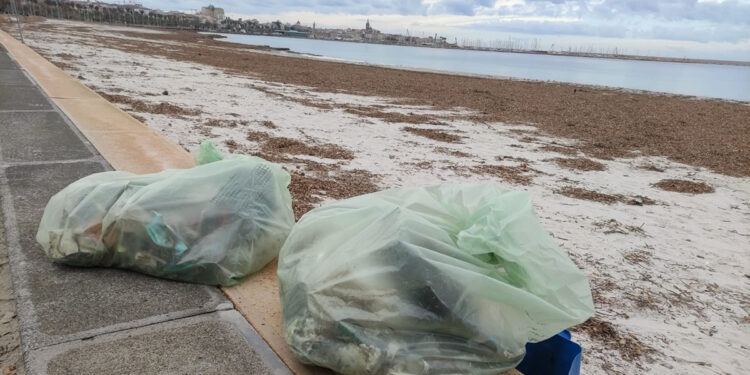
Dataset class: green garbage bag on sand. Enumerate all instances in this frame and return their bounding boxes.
[278,184,594,375]
[36,142,294,286]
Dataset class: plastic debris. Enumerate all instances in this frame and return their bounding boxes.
[517,330,582,375]
[37,142,294,285]
[278,184,594,375]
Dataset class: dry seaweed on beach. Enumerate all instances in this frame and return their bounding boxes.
[623,249,652,264]
[571,317,648,361]
[97,92,201,117]
[434,147,472,158]
[470,164,535,185]
[625,195,657,206]
[262,137,354,160]
[260,120,277,129]
[653,179,714,194]
[638,164,666,172]
[555,157,607,171]
[204,119,242,128]
[593,219,645,235]
[223,139,239,151]
[289,169,379,219]
[556,187,657,206]
[538,144,579,156]
[403,127,462,143]
[556,186,620,204]
[343,106,447,124]
[130,114,147,123]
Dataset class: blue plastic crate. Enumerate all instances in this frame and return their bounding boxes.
[516,330,581,375]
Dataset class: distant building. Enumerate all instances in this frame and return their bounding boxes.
[197,5,224,23]
[363,19,380,41]
[290,20,311,32]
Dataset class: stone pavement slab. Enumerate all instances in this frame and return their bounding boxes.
[29,310,289,375]
[0,68,31,85]
[0,85,51,111]
[0,112,93,162]
[0,52,14,66]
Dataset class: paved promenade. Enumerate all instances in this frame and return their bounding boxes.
[0,42,291,375]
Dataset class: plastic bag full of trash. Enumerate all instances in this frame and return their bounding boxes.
[278,184,594,375]
[37,142,294,286]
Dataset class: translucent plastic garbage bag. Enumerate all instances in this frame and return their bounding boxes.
[278,184,594,375]
[37,143,294,286]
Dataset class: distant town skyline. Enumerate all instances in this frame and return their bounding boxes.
[126,1,749,60]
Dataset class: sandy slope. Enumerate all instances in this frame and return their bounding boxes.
[7,19,750,375]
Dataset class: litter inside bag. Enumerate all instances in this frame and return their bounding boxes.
[278,184,594,375]
[37,142,294,286]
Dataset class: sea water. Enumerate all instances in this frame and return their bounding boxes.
[218,33,750,102]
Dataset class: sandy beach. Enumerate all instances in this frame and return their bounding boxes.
[2,18,749,375]
[29,20,750,177]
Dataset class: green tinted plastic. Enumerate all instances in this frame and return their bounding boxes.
[195,140,224,165]
[37,144,294,286]
[278,184,594,374]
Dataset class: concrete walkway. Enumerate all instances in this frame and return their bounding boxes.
[0,41,291,374]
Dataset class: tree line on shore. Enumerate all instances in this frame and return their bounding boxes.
[1,0,220,30]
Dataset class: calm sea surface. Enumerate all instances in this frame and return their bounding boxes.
[219,34,750,102]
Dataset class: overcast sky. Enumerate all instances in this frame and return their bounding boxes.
[139,0,750,61]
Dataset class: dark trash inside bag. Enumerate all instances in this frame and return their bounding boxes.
[278,184,594,375]
[36,142,294,286]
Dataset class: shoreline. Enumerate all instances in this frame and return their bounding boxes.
[7,18,750,104]
[215,30,750,68]
[7,10,750,68]
[212,32,750,103]
[221,36,750,106]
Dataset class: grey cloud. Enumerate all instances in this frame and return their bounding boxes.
[593,0,750,25]
[142,0,750,25]
[140,0,749,43]
[469,19,627,38]
[646,23,750,43]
